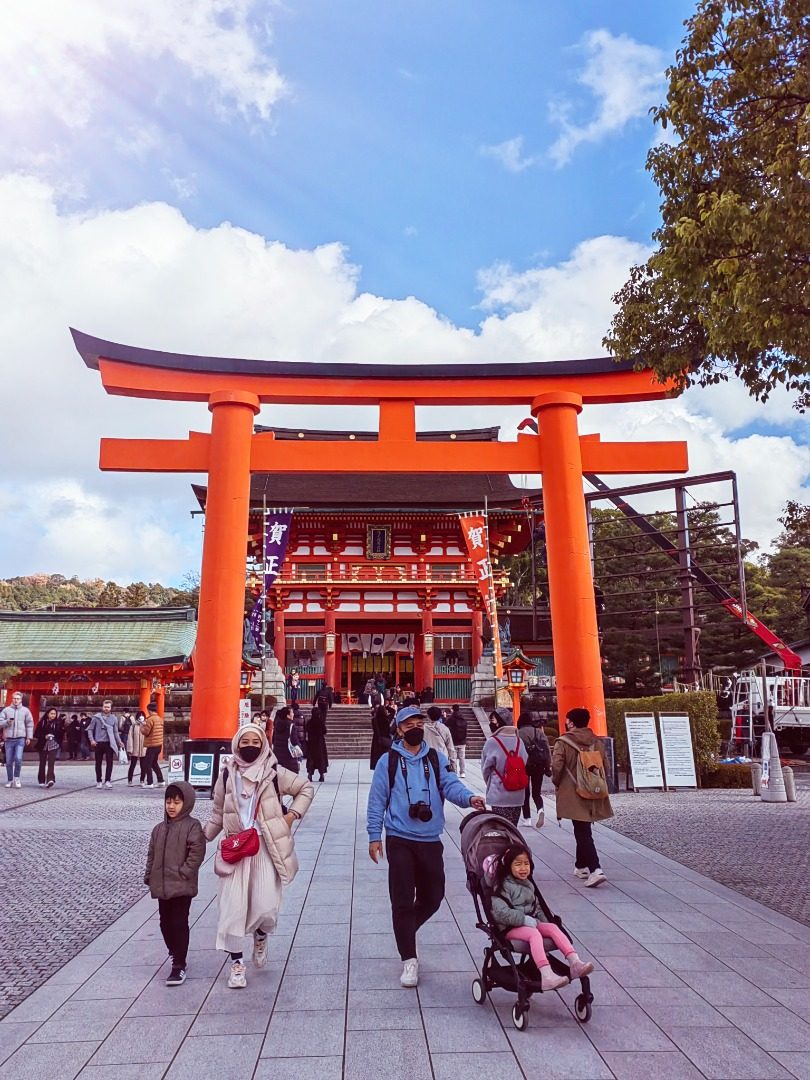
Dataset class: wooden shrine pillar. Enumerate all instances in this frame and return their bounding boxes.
[29,691,41,724]
[471,608,483,669]
[190,390,260,739]
[273,606,286,667]
[421,607,434,695]
[138,680,151,715]
[324,608,336,689]
[532,392,606,736]
[155,683,166,719]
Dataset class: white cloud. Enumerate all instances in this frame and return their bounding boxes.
[0,174,805,583]
[479,136,539,174]
[549,29,664,167]
[0,0,285,131]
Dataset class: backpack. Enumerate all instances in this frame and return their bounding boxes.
[386,748,443,806]
[524,728,550,774]
[557,735,609,800]
[492,734,529,791]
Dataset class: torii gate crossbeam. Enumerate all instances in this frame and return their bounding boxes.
[72,329,688,738]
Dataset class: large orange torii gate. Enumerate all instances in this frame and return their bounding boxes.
[72,329,688,738]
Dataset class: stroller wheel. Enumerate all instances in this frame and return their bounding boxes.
[471,978,486,1004]
[511,1004,528,1031]
[574,995,592,1023]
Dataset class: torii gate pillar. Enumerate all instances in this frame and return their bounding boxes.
[533,392,604,731]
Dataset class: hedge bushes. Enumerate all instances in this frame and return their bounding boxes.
[701,763,752,788]
[605,691,720,777]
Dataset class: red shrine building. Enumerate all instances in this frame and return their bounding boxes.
[196,426,536,705]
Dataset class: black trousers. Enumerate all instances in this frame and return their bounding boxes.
[128,755,146,782]
[522,771,545,817]
[572,820,600,872]
[94,744,115,783]
[38,749,57,785]
[386,835,445,961]
[158,896,192,967]
[143,746,164,784]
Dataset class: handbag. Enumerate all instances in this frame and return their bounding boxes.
[220,825,260,863]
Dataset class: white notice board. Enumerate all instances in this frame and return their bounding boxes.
[238,698,252,727]
[624,713,664,789]
[659,714,697,788]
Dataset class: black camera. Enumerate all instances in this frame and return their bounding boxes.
[408,801,432,822]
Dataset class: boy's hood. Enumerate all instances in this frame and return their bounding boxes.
[166,780,196,820]
[561,728,597,747]
[391,741,430,762]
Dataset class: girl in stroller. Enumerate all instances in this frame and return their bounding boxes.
[491,843,593,992]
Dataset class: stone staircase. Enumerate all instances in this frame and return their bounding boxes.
[324,703,488,761]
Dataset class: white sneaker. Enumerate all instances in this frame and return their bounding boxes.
[104,781,113,789]
[253,932,268,968]
[4,781,13,788]
[585,869,607,888]
[96,782,103,789]
[459,772,466,778]
[39,783,46,788]
[573,867,589,879]
[14,779,21,788]
[400,958,419,988]
[227,960,247,989]
[535,810,545,829]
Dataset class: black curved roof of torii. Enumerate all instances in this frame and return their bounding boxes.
[71,328,633,381]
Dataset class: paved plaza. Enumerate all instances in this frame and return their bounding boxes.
[4,759,810,1078]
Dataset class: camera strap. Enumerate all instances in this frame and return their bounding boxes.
[386,749,441,809]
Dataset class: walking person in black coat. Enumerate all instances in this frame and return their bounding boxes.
[305,706,328,782]
[34,707,63,788]
[271,706,301,773]
[369,704,392,770]
[517,711,552,828]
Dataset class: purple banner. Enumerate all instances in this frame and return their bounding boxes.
[250,510,293,651]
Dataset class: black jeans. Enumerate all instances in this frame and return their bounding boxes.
[572,820,600,873]
[94,744,115,783]
[128,755,146,783]
[38,749,57,785]
[143,746,164,784]
[522,771,545,817]
[386,835,445,961]
[158,896,192,968]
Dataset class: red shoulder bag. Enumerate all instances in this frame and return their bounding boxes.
[219,768,260,864]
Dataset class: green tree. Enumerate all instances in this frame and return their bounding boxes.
[604,0,810,408]
[123,581,150,607]
[97,581,124,607]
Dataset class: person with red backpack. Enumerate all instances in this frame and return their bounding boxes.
[480,708,529,825]
[551,707,613,888]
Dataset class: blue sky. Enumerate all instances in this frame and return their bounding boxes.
[0,0,805,583]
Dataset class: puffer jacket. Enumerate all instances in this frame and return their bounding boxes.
[142,712,164,749]
[144,781,206,899]
[203,762,314,886]
[551,727,614,823]
[490,875,539,930]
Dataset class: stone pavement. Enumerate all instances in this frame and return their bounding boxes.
[5,759,810,1079]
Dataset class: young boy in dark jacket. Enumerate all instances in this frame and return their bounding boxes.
[144,780,206,986]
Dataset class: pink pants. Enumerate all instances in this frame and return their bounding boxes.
[506,923,574,968]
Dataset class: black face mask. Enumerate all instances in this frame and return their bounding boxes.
[402,727,424,747]
[240,744,261,763]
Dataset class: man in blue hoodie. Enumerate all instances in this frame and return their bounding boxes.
[367,705,485,987]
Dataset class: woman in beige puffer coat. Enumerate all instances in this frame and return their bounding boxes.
[204,723,314,988]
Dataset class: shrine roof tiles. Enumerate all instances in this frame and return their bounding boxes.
[0,608,197,669]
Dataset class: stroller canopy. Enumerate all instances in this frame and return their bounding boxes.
[459,810,524,887]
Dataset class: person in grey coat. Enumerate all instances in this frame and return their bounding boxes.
[1,692,34,788]
[88,699,123,789]
[480,710,528,824]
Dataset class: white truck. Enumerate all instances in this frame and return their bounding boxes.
[732,672,810,754]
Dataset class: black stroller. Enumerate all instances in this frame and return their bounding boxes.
[459,810,594,1031]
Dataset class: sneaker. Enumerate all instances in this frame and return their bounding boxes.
[539,965,569,992]
[156,781,166,788]
[253,932,268,968]
[127,780,133,786]
[13,779,21,788]
[165,966,186,986]
[585,869,607,888]
[4,781,13,788]
[47,780,55,788]
[96,782,103,789]
[146,783,155,789]
[534,810,545,829]
[227,960,247,989]
[39,782,46,787]
[568,956,594,980]
[573,867,589,879]
[459,772,466,778]
[400,958,419,988]
[140,781,147,787]
[521,815,531,823]
[104,781,113,789]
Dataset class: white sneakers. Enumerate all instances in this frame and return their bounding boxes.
[535,810,545,829]
[400,958,419,987]
[573,867,589,879]
[3,781,12,788]
[585,869,607,888]
[253,932,268,968]
[227,960,247,989]
[96,782,103,789]
[104,781,113,789]
[13,779,21,789]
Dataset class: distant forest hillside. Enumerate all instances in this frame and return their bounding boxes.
[0,573,200,611]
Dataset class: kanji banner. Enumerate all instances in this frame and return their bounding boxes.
[459,513,503,678]
[250,509,293,651]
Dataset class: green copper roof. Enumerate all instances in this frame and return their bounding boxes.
[0,608,197,669]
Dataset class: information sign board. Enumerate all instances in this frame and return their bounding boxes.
[659,714,697,788]
[239,698,252,728]
[624,713,664,789]
[188,752,215,788]
[167,754,184,783]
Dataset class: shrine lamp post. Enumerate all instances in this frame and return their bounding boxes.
[503,648,535,725]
